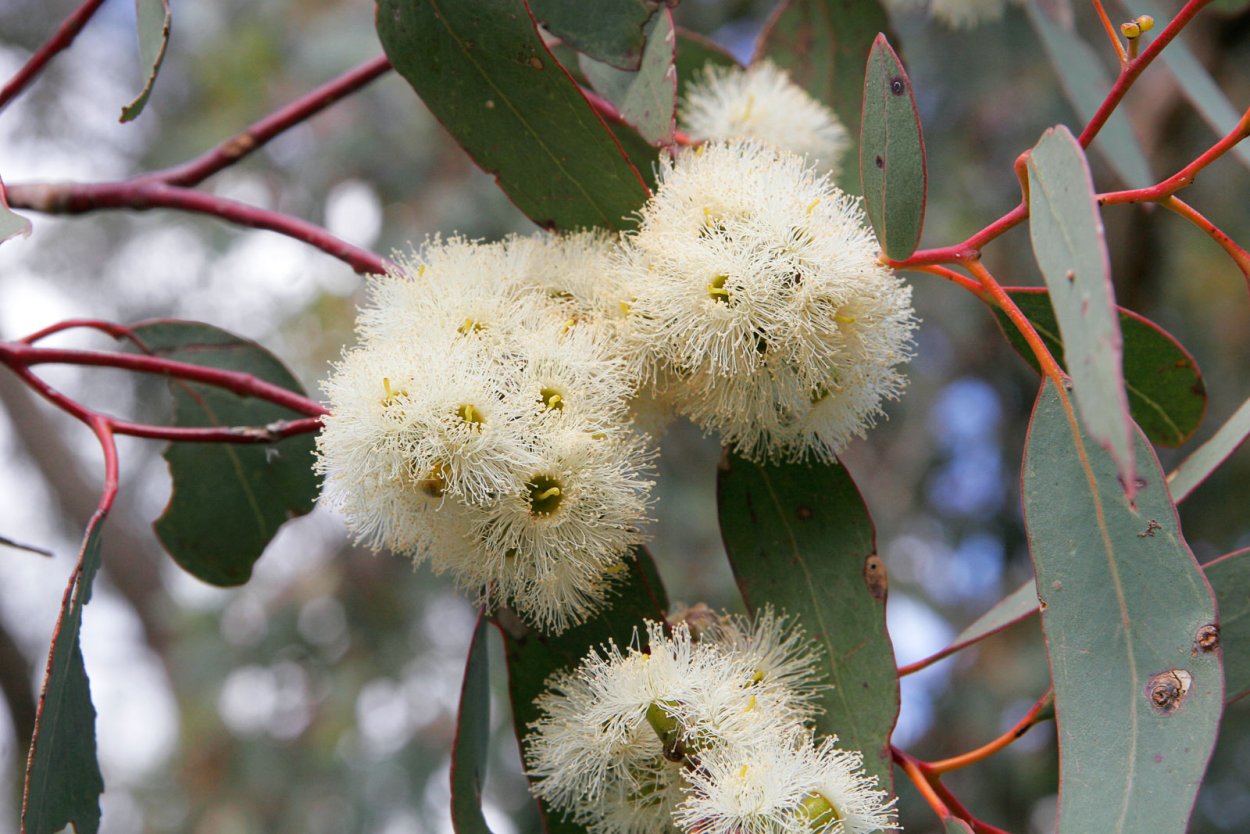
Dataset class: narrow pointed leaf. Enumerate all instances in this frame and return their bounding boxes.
[1025,1,1151,189]
[131,321,318,586]
[1126,0,1250,171]
[860,34,926,261]
[674,28,740,101]
[992,288,1206,448]
[950,578,1039,650]
[496,547,667,833]
[451,613,496,834]
[1204,549,1250,702]
[755,0,892,143]
[1,176,32,245]
[23,516,107,834]
[377,0,651,232]
[1022,380,1222,834]
[529,0,660,70]
[1168,396,1250,502]
[119,0,171,122]
[580,8,676,145]
[1027,126,1135,498]
[717,453,898,791]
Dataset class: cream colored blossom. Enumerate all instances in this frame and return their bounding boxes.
[676,733,900,834]
[681,60,849,175]
[621,139,915,462]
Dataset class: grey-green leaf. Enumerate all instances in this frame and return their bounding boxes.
[529,0,661,70]
[580,8,676,145]
[119,0,171,122]
[950,578,1038,650]
[1027,126,1135,499]
[451,613,496,834]
[1204,549,1250,702]
[23,516,107,834]
[1022,379,1222,834]
[132,321,318,587]
[1025,1,1152,189]
[1168,396,1250,502]
[992,288,1207,448]
[860,33,926,261]
[377,0,652,232]
[717,453,898,791]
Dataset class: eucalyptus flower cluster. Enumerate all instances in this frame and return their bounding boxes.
[316,232,651,633]
[525,609,900,834]
[317,61,915,631]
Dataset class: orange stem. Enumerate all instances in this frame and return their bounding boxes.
[1092,0,1129,64]
[929,689,1055,774]
[963,259,1066,381]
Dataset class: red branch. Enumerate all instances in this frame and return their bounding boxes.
[4,180,391,276]
[1078,0,1213,149]
[150,55,394,188]
[0,0,107,112]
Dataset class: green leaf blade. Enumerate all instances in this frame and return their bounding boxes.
[1027,127,1135,496]
[716,453,898,791]
[119,0,171,122]
[859,34,926,261]
[451,613,496,834]
[1022,380,1222,834]
[132,321,318,587]
[993,288,1206,448]
[23,518,107,834]
[1025,2,1152,189]
[528,0,660,70]
[1,178,32,245]
[580,9,676,145]
[377,0,651,232]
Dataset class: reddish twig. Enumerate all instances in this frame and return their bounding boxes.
[0,0,107,112]
[20,319,139,345]
[1092,0,1129,64]
[0,341,328,417]
[900,264,989,298]
[1078,0,1212,150]
[929,689,1055,774]
[892,746,1013,834]
[964,259,1066,381]
[1157,196,1250,285]
[150,55,394,188]
[4,180,391,275]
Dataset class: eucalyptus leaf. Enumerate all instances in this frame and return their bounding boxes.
[377,0,652,231]
[1027,126,1135,497]
[717,453,899,791]
[1022,380,1222,834]
[860,34,926,261]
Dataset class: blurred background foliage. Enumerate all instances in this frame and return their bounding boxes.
[1,0,1249,832]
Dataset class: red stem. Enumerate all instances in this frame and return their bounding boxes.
[4,180,391,275]
[928,689,1054,774]
[1078,0,1212,150]
[0,341,328,417]
[581,86,698,147]
[0,0,107,112]
[151,55,394,188]
[20,319,138,345]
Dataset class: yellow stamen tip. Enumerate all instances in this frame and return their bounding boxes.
[805,197,821,215]
[835,314,858,324]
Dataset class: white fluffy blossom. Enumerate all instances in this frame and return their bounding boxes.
[316,231,655,632]
[526,616,822,832]
[676,734,900,834]
[621,139,915,462]
[680,60,850,175]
